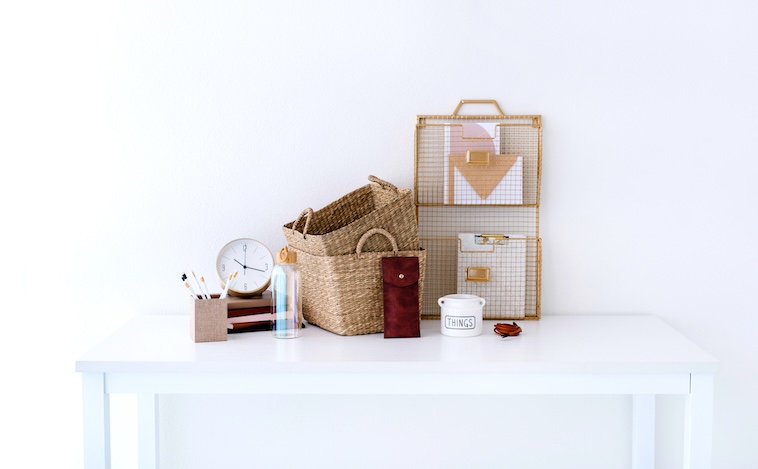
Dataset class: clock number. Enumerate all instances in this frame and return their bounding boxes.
[221,263,226,273]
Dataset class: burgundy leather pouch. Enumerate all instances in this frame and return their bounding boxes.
[382,256,421,338]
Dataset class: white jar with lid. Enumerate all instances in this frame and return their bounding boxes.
[438,294,485,337]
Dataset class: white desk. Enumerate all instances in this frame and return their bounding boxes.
[76,314,717,469]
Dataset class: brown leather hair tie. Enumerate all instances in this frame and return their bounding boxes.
[494,322,522,338]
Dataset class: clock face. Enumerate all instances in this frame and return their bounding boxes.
[215,238,274,297]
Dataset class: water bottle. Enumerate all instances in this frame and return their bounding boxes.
[271,246,302,338]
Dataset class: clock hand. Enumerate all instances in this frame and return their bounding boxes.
[234,258,267,274]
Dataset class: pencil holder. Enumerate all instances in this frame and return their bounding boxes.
[190,296,228,342]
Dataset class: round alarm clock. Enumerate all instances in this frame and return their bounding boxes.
[215,238,274,297]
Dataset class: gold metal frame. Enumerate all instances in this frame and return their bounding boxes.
[414,99,542,320]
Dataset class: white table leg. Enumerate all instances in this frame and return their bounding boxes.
[138,393,159,469]
[684,373,715,469]
[82,372,110,469]
[632,394,655,469]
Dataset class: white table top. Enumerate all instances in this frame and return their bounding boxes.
[76,314,718,375]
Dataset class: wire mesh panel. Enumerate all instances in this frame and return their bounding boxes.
[415,100,542,319]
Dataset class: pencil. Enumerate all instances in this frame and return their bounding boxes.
[185,281,200,299]
[219,273,233,299]
[199,276,212,299]
[191,271,208,299]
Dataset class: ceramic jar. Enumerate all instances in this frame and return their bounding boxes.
[437,294,485,337]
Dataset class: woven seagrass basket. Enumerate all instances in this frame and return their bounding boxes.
[283,175,419,257]
[293,228,426,336]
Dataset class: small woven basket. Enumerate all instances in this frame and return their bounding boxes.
[293,228,426,336]
[283,175,420,257]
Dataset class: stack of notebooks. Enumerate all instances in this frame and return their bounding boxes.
[227,292,273,333]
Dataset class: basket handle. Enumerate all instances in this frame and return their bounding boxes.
[355,228,399,258]
[368,175,400,193]
[291,208,313,238]
[452,99,505,116]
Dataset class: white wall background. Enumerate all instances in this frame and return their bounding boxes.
[2,1,757,468]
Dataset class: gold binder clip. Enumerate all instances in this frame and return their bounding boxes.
[476,234,509,245]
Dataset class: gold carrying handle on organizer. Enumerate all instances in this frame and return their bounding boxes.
[452,99,505,116]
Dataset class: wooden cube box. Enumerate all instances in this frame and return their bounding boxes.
[190,296,228,342]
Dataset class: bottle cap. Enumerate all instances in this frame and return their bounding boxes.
[277,246,297,264]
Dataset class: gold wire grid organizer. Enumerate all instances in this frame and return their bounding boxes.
[415,100,542,320]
